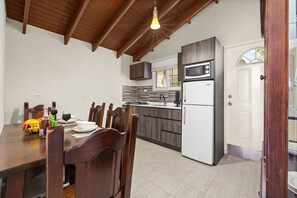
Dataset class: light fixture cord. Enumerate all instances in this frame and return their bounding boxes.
[154,0,156,7]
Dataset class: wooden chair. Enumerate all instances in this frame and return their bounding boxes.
[24,102,56,121]
[88,102,106,127]
[45,114,138,198]
[105,103,131,132]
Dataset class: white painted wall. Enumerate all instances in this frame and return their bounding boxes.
[5,19,134,124]
[141,0,261,63]
[0,0,5,131]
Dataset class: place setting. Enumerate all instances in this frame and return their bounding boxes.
[56,111,102,138]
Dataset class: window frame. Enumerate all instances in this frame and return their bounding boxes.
[236,47,265,66]
[151,55,181,91]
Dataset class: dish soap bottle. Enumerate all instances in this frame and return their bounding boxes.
[39,105,51,139]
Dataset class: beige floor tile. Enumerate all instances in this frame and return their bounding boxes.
[194,164,220,180]
[133,161,164,181]
[241,179,260,197]
[204,181,240,198]
[132,139,260,198]
[163,164,192,181]
[170,182,204,198]
[150,174,181,193]
[183,173,212,192]
[213,165,244,191]
[132,181,170,198]
[173,156,202,172]
[131,173,147,193]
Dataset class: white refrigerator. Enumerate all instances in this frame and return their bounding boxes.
[182,80,214,165]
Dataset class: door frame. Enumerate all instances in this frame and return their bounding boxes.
[263,0,288,197]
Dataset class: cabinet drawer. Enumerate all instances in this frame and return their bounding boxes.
[161,119,181,134]
[142,107,158,117]
[160,131,181,148]
[157,109,181,120]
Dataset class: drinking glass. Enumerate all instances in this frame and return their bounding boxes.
[62,111,71,132]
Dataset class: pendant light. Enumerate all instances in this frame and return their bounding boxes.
[150,0,160,30]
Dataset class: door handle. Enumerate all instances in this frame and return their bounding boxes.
[184,107,186,124]
[228,102,232,106]
[260,75,266,80]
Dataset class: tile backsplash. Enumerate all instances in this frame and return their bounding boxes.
[122,86,180,103]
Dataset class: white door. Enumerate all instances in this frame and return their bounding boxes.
[182,105,214,165]
[226,41,264,151]
[183,81,214,105]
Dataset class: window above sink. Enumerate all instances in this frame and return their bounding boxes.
[152,55,181,91]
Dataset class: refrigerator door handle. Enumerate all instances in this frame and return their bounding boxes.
[184,107,186,124]
[183,84,186,102]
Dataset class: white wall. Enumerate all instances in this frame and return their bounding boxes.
[0,0,5,131]
[141,0,261,62]
[5,19,134,124]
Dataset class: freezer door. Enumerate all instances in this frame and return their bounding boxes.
[182,105,214,165]
[183,81,214,105]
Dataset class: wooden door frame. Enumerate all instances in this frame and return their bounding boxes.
[263,0,288,197]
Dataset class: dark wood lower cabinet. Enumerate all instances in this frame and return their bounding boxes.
[160,131,181,149]
[130,106,182,151]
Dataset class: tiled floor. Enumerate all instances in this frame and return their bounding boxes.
[131,139,261,198]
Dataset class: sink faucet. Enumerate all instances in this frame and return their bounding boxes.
[159,94,166,102]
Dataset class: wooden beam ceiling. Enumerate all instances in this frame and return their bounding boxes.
[116,0,180,58]
[64,0,89,45]
[22,0,31,34]
[92,0,136,52]
[133,0,215,61]
[6,0,214,61]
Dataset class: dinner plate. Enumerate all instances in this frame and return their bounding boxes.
[72,125,98,133]
[57,117,78,124]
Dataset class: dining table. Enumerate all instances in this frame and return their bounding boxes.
[0,123,97,198]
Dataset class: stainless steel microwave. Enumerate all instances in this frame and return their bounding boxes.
[184,60,214,81]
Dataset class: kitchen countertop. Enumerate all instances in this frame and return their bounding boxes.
[123,102,182,110]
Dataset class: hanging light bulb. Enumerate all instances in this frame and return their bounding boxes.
[150,0,160,30]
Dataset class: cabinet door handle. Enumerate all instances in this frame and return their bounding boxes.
[184,107,186,124]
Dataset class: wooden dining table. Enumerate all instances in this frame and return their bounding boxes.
[0,123,89,198]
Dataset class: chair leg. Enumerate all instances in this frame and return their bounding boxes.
[64,165,75,185]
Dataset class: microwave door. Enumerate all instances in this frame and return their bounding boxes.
[184,62,211,79]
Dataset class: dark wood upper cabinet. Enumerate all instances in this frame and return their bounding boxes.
[130,62,152,80]
[181,37,216,65]
[177,52,183,82]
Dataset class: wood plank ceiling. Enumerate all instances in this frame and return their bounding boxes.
[6,0,217,61]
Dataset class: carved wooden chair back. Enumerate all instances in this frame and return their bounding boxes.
[24,102,56,121]
[105,104,131,132]
[46,114,138,198]
[88,102,106,127]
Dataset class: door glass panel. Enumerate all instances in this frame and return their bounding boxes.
[288,0,297,197]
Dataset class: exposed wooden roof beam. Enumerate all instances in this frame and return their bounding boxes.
[22,0,31,34]
[92,0,136,52]
[116,0,180,58]
[133,0,215,62]
[64,0,89,45]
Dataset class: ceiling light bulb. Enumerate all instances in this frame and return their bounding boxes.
[150,6,160,30]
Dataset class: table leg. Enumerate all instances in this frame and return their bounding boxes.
[5,172,25,198]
